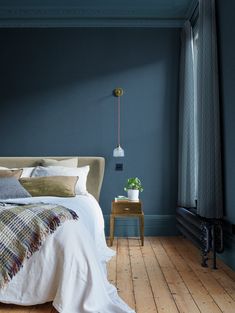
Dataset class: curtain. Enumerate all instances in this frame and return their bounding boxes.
[197,0,223,218]
[178,21,196,208]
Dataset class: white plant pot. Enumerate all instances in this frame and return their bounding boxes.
[127,189,139,201]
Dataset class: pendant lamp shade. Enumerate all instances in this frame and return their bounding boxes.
[113,145,125,157]
[113,88,125,157]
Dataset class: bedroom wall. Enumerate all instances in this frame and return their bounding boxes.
[0,28,180,236]
[216,0,235,269]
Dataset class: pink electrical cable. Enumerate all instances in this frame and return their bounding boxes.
[118,95,121,146]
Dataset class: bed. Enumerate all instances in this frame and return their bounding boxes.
[0,156,135,313]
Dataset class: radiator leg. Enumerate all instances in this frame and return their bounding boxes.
[201,250,208,267]
[201,223,209,268]
[212,225,217,270]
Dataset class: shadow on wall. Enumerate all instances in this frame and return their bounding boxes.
[1,28,167,103]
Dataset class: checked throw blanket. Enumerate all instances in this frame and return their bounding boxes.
[0,203,78,288]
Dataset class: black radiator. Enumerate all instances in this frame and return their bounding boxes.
[176,207,224,269]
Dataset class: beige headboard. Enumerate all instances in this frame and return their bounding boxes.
[0,156,105,202]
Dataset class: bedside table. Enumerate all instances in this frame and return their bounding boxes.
[109,200,144,246]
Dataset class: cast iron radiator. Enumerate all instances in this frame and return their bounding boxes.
[176,207,224,269]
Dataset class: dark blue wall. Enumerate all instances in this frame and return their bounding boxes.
[0,28,180,235]
[217,0,235,269]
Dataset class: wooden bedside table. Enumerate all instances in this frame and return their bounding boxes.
[109,200,144,246]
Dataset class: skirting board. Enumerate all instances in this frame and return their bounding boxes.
[218,233,235,271]
[104,214,178,237]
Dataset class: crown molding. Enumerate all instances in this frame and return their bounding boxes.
[0,7,185,28]
[0,18,184,28]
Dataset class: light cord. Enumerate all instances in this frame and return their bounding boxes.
[118,95,121,146]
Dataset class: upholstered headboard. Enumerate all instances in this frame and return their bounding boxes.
[0,157,105,202]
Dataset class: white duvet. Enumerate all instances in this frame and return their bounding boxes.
[0,194,135,313]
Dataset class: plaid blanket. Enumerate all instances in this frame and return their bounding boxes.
[0,203,78,289]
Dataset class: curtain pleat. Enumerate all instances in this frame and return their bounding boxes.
[178,21,196,208]
[197,0,223,218]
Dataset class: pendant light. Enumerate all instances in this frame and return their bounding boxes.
[113,87,125,157]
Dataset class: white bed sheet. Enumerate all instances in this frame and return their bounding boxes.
[0,194,135,313]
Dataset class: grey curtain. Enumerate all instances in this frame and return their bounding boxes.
[178,21,196,208]
[197,0,223,218]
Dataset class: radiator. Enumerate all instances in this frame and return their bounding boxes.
[176,207,223,269]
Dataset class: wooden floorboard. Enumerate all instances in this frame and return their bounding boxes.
[140,238,179,313]
[150,237,200,313]
[0,237,235,313]
[174,237,235,313]
[129,238,157,313]
[116,238,136,310]
[107,238,117,287]
[160,237,222,313]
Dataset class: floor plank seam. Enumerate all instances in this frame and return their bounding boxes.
[115,238,118,287]
[202,257,235,302]
[129,237,158,312]
[167,237,224,313]
[139,238,159,313]
[127,237,137,312]
[159,237,203,313]
[219,265,235,283]
[149,238,180,313]
[176,238,226,313]
[182,238,235,305]
[175,238,235,313]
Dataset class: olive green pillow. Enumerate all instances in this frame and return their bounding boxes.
[20,176,78,197]
[0,169,23,179]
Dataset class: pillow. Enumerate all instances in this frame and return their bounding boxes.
[0,169,23,179]
[0,167,35,178]
[32,165,90,195]
[20,176,78,197]
[0,177,31,199]
[20,167,35,178]
[41,158,78,168]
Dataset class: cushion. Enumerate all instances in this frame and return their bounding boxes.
[0,167,34,178]
[20,176,78,197]
[32,166,90,195]
[20,167,35,178]
[41,158,78,168]
[0,177,32,199]
[0,169,23,179]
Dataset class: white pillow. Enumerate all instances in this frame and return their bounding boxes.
[32,165,90,195]
[0,166,35,178]
[20,167,35,178]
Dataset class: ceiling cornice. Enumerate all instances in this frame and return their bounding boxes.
[0,7,186,28]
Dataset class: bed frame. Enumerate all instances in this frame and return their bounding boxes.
[0,156,105,202]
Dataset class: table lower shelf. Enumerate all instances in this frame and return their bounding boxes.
[109,213,144,246]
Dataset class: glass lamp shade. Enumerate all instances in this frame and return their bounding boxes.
[113,145,125,157]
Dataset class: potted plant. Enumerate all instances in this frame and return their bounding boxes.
[124,177,143,201]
